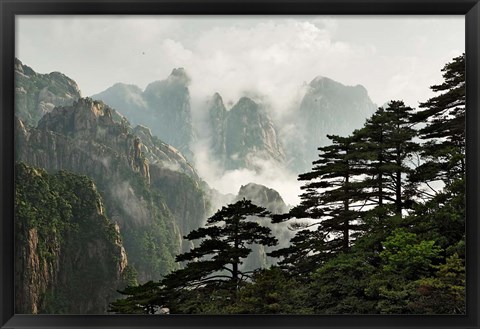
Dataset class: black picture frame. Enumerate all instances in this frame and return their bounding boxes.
[1,0,479,328]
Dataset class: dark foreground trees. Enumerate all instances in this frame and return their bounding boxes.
[110,54,465,315]
[110,199,278,314]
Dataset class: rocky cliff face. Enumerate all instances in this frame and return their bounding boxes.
[16,97,210,282]
[15,58,81,126]
[207,93,228,166]
[235,183,292,271]
[92,68,195,158]
[286,76,377,172]
[205,95,285,171]
[15,163,128,314]
[237,182,289,215]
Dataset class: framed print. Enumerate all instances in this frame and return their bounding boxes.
[1,0,479,328]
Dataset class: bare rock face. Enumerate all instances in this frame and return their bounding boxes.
[225,97,285,170]
[93,68,195,159]
[36,98,151,184]
[206,95,285,171]
[237,182,288,214]
[207,93,228,166]
[286,76,377,172]
[234,183,293,272]
[15,58,81,126]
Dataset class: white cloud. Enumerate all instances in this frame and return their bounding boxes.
[191,130,302,206]
[16,15,464,112]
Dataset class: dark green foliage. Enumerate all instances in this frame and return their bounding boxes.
[164,199,277,292]
[354,100,418,216]
[15,162,126,314]
[271,134,365,276]
[109,281,163,314]
[268,229,330,279]
[309,251,376,314]
[227,267,312,314]
[411,253,465,314]
[411,53,465,183]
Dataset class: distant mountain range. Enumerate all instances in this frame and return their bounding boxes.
[92,69,376,175]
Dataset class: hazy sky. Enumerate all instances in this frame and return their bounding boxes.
[17,16,464,112]
[16,16,464,205]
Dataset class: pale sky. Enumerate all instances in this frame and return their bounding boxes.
[16,15,464,114]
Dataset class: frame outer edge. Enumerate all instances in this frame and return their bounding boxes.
[1,0,15,328]
[466,1,480,328]
[1,1,480,329]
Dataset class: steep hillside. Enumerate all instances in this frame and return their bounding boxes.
[15,163,128,314]
[16,97,210,281]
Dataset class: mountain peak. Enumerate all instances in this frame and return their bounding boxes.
[212,92,222,101]
[309,76,341,88]
[37,97,115,135]
[209,92,224,107]
[237,182,287,214]
[235,96,258,109]
[168,67,190,85]
[309,76,368,96]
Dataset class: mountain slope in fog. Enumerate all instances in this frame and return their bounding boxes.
[92,68,195,158]
[285,76,377,172]
[205,94,286,171]
[235,182,293,271]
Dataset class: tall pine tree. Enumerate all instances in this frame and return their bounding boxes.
[354,101,418,218]
[411,54,465,184]
[271,134,364,276]
[163,199,277,294]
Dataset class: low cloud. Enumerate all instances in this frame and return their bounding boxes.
[192,137,303,207]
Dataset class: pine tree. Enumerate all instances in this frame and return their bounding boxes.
[354,101,418,217]
[411,54,465,184]
[271,134,364,275]
[109,281,164,314]
[298,134,365,251]
[163,199,277,294]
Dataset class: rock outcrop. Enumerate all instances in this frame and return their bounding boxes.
[207,93,228,166]
[206,95,285,171]
[237,182,289,215]
[15,58,81,126]
[92,68,195,159]
[234,183,292,271]
[285,76,377,172]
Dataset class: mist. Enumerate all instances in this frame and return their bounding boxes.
[17,16,464,116]
[191,125,303,207]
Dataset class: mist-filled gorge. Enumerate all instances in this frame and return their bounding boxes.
[14,16,465,315]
